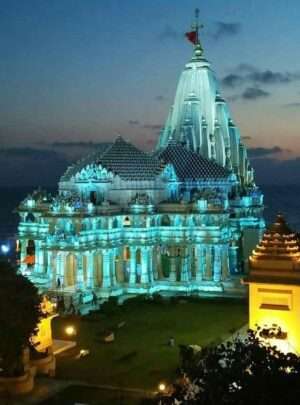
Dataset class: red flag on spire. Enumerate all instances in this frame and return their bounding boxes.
[185,30,197,44]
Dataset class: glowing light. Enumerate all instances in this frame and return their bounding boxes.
[158,382,167,392]
[65,325,76,336]
[1,244,9,254]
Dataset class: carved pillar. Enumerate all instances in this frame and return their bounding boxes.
[20,239,27,272]
[196,245,206,282]
[76,254,84,289]
[111,248,117,286]
[129,247,136,284]
[222,245,230,280]
[86,251,94,289]
[45,250,51,276]
[169,252,177,282]
[205,245,213,280]
[35,241,44,273]
[140,247,149,284]
[51,252,57,288]
[148,246,155,282]
[156,248,163,280]
[102,249,112,288]
[213,246,222,283]
[181,247,189,282]
[229,245,238,274]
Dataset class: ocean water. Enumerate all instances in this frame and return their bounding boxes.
[0,185,299,238]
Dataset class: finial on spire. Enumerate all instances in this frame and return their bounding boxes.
[194,8,203,44]
[185,9,204,56]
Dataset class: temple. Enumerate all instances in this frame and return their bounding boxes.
[247,214,300,353]
[16,13,264,301]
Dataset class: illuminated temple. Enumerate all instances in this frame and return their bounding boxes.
[17,18,265,301]
[247,214,300,353]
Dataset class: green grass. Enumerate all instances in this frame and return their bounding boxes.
[53,296,247,390]
[41,385,147,405]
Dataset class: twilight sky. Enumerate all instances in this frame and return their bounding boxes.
[1,0,300,186]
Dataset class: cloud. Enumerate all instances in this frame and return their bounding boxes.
[212,22,241,40]
[222,65,300,88]
[222,74,244,88]
[158,25,180,41]
[143,124,162,130]
[128,120,140,126]
[241,87,270,100]
[248,146,285,158]
[249,70,300,85]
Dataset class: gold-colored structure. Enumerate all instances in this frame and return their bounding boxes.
[31,295,57,352]
[247,214,300,353]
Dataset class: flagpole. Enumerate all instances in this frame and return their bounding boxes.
[195,8,199,45]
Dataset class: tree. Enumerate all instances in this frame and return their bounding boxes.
[160,329,300,405]
[0,260,41,376]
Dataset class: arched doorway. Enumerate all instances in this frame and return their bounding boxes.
[123,247,130,282]
[94,252,103,286]
[65,254,76,287]
[136,248,141,283]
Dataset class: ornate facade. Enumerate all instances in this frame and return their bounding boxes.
[17,23,264,301]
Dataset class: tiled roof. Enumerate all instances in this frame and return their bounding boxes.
[155,141,230,180]
[97,137,163,180]
[61,143,112,181]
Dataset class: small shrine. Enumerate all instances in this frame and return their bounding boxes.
[247,214,300,353]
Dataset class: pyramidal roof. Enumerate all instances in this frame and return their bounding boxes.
[61,142,112,181]
[156,21,254,188]
[61,136,164,182]
[247,214,300,285]
[96,136,163,180]
[156,140,230,181]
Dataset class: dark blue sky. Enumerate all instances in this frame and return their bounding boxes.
[1,0,300,185]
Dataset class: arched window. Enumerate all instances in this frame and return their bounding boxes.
[161,215,171,226]
[123,216,131,227]
[25,213,35,222]
[27,240,35,256]
[90,191,97,204]
[123,246,130,260]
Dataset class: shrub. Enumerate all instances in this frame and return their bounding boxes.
[0,260,41,376]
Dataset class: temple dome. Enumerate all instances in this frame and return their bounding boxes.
[156,42,253,189]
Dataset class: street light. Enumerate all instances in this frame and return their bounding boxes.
[65,325,76,336]
[1,244,9,255]
[158,382,167,393]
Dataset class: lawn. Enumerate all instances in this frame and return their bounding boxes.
[52,296,248,391]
